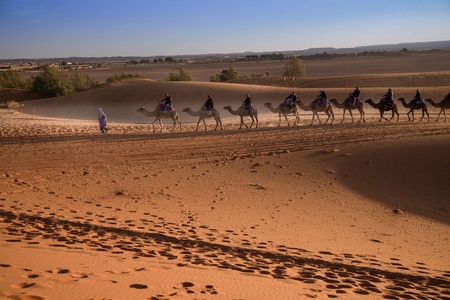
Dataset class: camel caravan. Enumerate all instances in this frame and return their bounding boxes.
[136,90,450,132]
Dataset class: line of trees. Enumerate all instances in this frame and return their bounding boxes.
[1,58,307,96]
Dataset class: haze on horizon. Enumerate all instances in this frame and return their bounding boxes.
[0,0,449,60]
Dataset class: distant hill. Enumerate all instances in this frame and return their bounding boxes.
[1,40,450,64]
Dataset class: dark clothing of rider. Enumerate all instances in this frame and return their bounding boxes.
[317,90,328,105]
[160,94,173,111]
[414,90,422,104]
[164,94,172,105]
[351,87,360,105]
[204,95,214,110]
[284,92,297,108]
[244,95,252,109]
[383,89,393,106]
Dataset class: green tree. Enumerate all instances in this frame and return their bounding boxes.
[31,65,74,97]
[282,58,306,77]
[71,72,98,91]
[31,65,98,97]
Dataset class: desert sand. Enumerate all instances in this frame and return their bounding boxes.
[0,56,449,299]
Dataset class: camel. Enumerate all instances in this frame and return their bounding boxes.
[425,98,450,122]
[264,102,300,126]
[397,98,429,122]
[182,107,223,131]
[364,99,399,122]
[223,105,258,129]
[296,99,334,125]
[330,98,365,123]
[137,106,182,132]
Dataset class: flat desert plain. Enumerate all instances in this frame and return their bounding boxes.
[0,53,449,299]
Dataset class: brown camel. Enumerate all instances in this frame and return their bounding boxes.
[223,105,258,129]
[397,98,429,122]
[330,98,365,123]
[182,107,223,131]
[425,98,450,122]
[264,102,300,126]
[364,99,399,122]
[137,106,182,132]
[296,99,334,125]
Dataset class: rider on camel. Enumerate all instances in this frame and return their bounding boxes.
[203,95,214,114]
[284,92,297,109]
[243,94,252,113]
[382,88,394,106]
[350,87,360,106]
[317,90,328,106]
[160,93,173,113]
[414,89,423,105]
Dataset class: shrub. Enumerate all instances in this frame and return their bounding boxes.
[164,68,192,81]
[31,65,74,97]
[31,65,99,97]
[282,58,306,77]
[106,72,142,83]
[210,65,239,82]
[71,72,99,91]
[0,71,29,89]
[0,100,23,109]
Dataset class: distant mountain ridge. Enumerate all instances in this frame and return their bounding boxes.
[2,40,450,63]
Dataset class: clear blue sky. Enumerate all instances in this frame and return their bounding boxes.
[1,0,449,59]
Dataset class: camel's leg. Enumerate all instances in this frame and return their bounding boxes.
[436,109,443,122]
[294,113,300,125]
[341,109,346,123]
[202,118,208,130]
[283,114,290,126]
[255,115,258,128]
[178,118,182,131]
[348,109,354,123]
[438,109,446,122]
[170,118,176,132]
[195,118,201,131]
[324,112,331,124]
[388,110,394,122]
[151,119,157,132]
[395,109,400,122]
[359,108,365,122]
[239,116,246,129]
[310,113,316,125]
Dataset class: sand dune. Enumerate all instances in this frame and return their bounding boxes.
[1,60,449,299]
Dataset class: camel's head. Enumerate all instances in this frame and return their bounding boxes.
[397,98,405,101]
[264,102,272,107]
[182,108,189,112]
[223,106,231,109]
[364,99,372,103]
[137,107,145,113]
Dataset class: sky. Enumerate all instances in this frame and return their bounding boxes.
[0,0,449,60]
